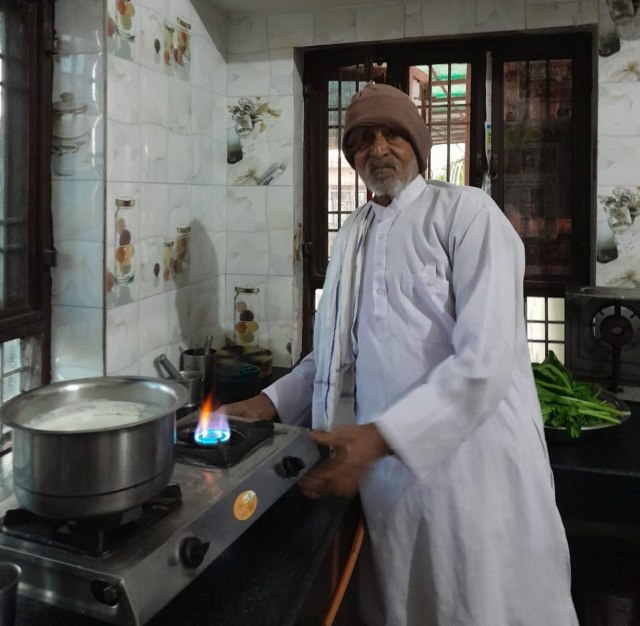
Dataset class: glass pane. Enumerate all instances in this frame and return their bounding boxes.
[2,372,19,400]
[328,80,339,108]
[548,343,565,362]
[502,59,573,280]
[548,297,564,321]
[2,338,19,372]
[328,109,340,129]
[548,324,565,341]
[526,296,546,321]
[328,127,340,166]
[411,63,471,184]
[339,79,358,108]
[527,322,547,340]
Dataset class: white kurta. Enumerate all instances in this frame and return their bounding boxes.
[265,176,578,626]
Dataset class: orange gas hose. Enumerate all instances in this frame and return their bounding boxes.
[322,511,365,626]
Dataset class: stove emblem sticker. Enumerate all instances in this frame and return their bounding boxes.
[233,490,258,521]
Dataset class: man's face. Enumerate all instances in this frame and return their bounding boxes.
[351,126,419,204]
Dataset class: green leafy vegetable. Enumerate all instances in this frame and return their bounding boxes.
[532,351,630,438]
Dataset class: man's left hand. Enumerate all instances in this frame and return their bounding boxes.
[299,423,391,499]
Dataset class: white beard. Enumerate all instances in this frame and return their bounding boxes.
[360,153,419,199]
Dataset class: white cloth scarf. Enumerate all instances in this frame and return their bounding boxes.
[312,202,375,431]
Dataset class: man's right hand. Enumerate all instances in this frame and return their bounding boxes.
[218,393,277,421]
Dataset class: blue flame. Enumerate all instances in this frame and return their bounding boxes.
[194,428,231,446]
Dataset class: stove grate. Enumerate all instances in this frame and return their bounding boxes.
[0,483,182,557]
[175,419,274,468]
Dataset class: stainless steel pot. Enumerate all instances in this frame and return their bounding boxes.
[0,377,188,519]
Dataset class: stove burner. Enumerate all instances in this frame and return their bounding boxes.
[175,419,274,468]
[194,428,231,445]
[1,483,182,557]
[592,303,640,391]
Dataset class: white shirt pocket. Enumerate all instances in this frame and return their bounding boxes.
[399,265,455,344]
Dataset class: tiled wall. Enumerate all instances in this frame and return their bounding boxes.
[51,0,229,380]
[51,0,106,381]
[55,0,637,382]
[595,0,640,288]
[103,0,227,376]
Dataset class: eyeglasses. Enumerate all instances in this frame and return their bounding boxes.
[347,126,407,152]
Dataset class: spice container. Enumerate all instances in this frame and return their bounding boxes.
[163,22,174,65]
[115,0,136,40]
[174,225,190,274]
[163,239,174,282]
[115,198,136,283]
[234,287,260,346]
[175,17,191,65]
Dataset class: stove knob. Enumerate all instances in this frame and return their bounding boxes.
[179,536,210,569]
[91,580,120,606]
[281,455,306,477]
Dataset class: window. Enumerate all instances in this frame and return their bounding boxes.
[302,31,594,356]
[0,0,54,446]
[525,296,565,363]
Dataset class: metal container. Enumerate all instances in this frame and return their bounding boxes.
[180,348,216,400]
[215,363,260,405]
[155,353,202,409]
[0,377,188,519]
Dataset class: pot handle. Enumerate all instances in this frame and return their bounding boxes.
[154,354,180,380]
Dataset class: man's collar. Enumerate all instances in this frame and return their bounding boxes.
[370,175,426,217]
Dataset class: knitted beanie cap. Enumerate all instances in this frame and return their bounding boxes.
[342,83,432,174]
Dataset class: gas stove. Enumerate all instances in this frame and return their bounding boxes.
[0,416,320,625]
[565,286,640,391]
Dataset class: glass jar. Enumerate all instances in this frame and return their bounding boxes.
[163,22,175,65]
[174,225,191,274]
[163,239,174,281]
[176,16,191,65]
[115,198,136,283]
[234,287,260,347]
[115,0,136,40]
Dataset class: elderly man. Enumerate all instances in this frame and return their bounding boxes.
[223,83,578,625]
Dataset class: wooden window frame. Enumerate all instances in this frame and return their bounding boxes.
[0,0,54,382]
[302,29,595,354]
